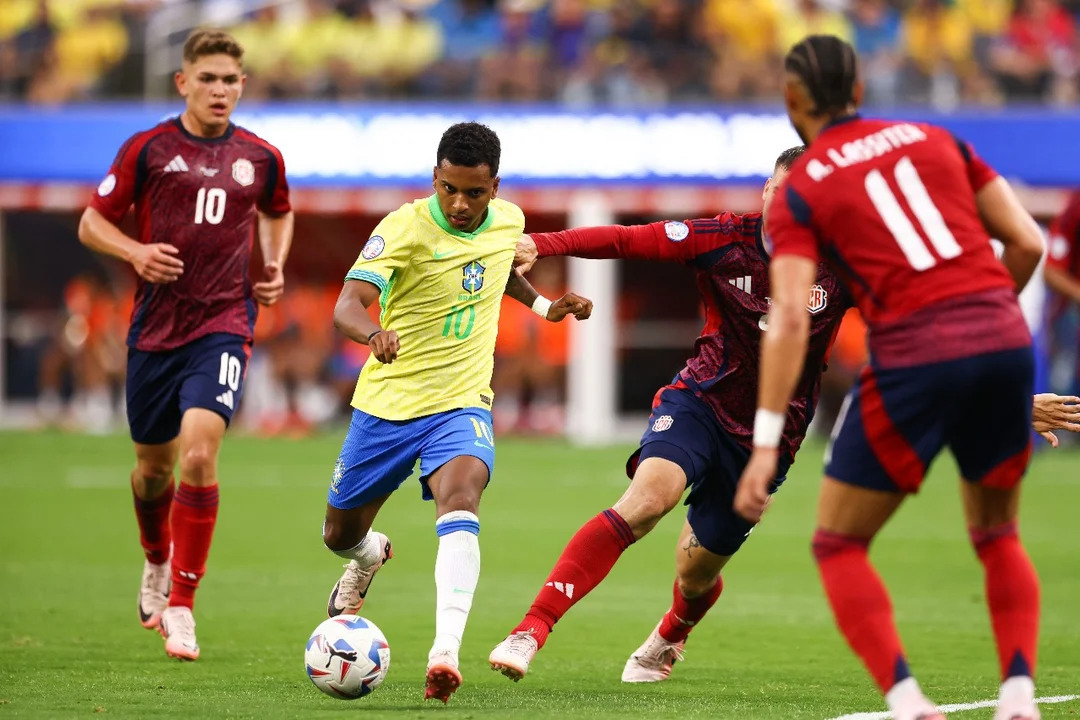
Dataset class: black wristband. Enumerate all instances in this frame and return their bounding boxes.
[367,329,382,344]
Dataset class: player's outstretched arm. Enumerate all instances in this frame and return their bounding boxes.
[524,220,718,266]
[78,207,184,284]
[253,210,295,306]
[976,177,1044,292]
[1032,393,1080,448]
[504,269,593,322]
[334,279,399,363]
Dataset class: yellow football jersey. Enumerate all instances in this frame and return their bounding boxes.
[345,195,524,420]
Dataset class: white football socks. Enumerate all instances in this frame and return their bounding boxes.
[430,510,481,661]
[329,529,383,568]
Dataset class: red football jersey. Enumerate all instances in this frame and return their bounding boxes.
[768,115,1029,368]
[89,118,291,352]
[1047,191,1080,279]
[532,212,850,462]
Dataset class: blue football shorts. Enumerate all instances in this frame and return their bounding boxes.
[626,383,790,557]
[328,407,496,510]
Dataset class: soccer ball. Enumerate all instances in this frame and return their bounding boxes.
[304,615,390,699]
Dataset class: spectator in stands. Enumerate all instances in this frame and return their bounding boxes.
[900,0,975,109]
[991,0,1078,104]
[5,0,56,100]
[229,4,301,99]
[850,0,902,106]
[423,0,501,97]
[703,0,780,101]
[478,0,545,100]
[35,4,129,102]
[778,0,853,61]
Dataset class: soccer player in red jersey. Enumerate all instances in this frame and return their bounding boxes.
[488,147,854,681]
[1045,191,1080,398]
[77,29,293,661]
[736,35,1046,720]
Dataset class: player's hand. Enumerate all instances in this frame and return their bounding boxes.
[253,261,286,306]
[131,243,183,284]
[369,330,399,364]
[1032,393,1080,448]
[734,447,778,523]
[514,235,538,273]
[546,293,593,322]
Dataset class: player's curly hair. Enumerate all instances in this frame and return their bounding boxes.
[784,35,857,117]
[774,146,805,172]
[183,29,244,65]
[436,123,501,177]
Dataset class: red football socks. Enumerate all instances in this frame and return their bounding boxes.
[515,509,636,648]
[971,521,1040,679]
[658,575,723,644]
[812,529,910,693]
[169,483,220,609]
[132,479,174,565]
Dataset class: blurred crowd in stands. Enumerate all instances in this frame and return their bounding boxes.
[2,0,1080,108]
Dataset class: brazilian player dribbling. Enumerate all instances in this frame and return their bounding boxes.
[78,29,293,661]
[320,122,592,703]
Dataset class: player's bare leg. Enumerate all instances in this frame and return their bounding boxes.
[813,478,943,720]
[623,521,730,683]
[491,457,686,681]
[323,495,393,617]
[132,440,179,629]
[961,482,1040,720]
[423,456,488,703]
[159,408,226,661]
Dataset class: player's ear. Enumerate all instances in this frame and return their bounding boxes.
[852,79,865,109]
[432,167,438,189]
[175,69,187,98]
[491,176,500,199]
[762,177,773,203]
[238,73,247,98]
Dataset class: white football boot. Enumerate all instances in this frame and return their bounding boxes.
[160,606,199,661]
[326,532,392,617]
[137,558,170,629]
[425,650,462,703]
[489,631,539,681]
[994,676,1040,720]
[621,623,686,683]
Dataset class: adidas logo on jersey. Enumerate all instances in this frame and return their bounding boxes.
[163,155,189,173]
[729,275,752,294]
[545,581,575,599]
[216,390,234,410]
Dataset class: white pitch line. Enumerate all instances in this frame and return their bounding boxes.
[827,694,1080,720]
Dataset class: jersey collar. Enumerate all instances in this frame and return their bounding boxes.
[821,112,861,135]
[427,195,496,238]
[172,116,236,143]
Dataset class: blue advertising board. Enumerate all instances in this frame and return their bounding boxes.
[0,103,1076,187]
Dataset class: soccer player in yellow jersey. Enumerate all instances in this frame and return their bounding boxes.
[320,122,593,703]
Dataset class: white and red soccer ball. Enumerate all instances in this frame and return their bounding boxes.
[305,615,390,699]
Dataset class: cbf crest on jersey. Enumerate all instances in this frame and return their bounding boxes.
[807,285,828,314]
[232,158,255,187]
[462,261,485,293]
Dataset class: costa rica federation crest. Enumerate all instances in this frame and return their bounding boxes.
[462,261,485,293]
[807,284,828,314]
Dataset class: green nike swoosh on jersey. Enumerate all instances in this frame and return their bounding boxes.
[433,249,454,259]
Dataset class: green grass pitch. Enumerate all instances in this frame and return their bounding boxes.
[1,431,1078,719]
